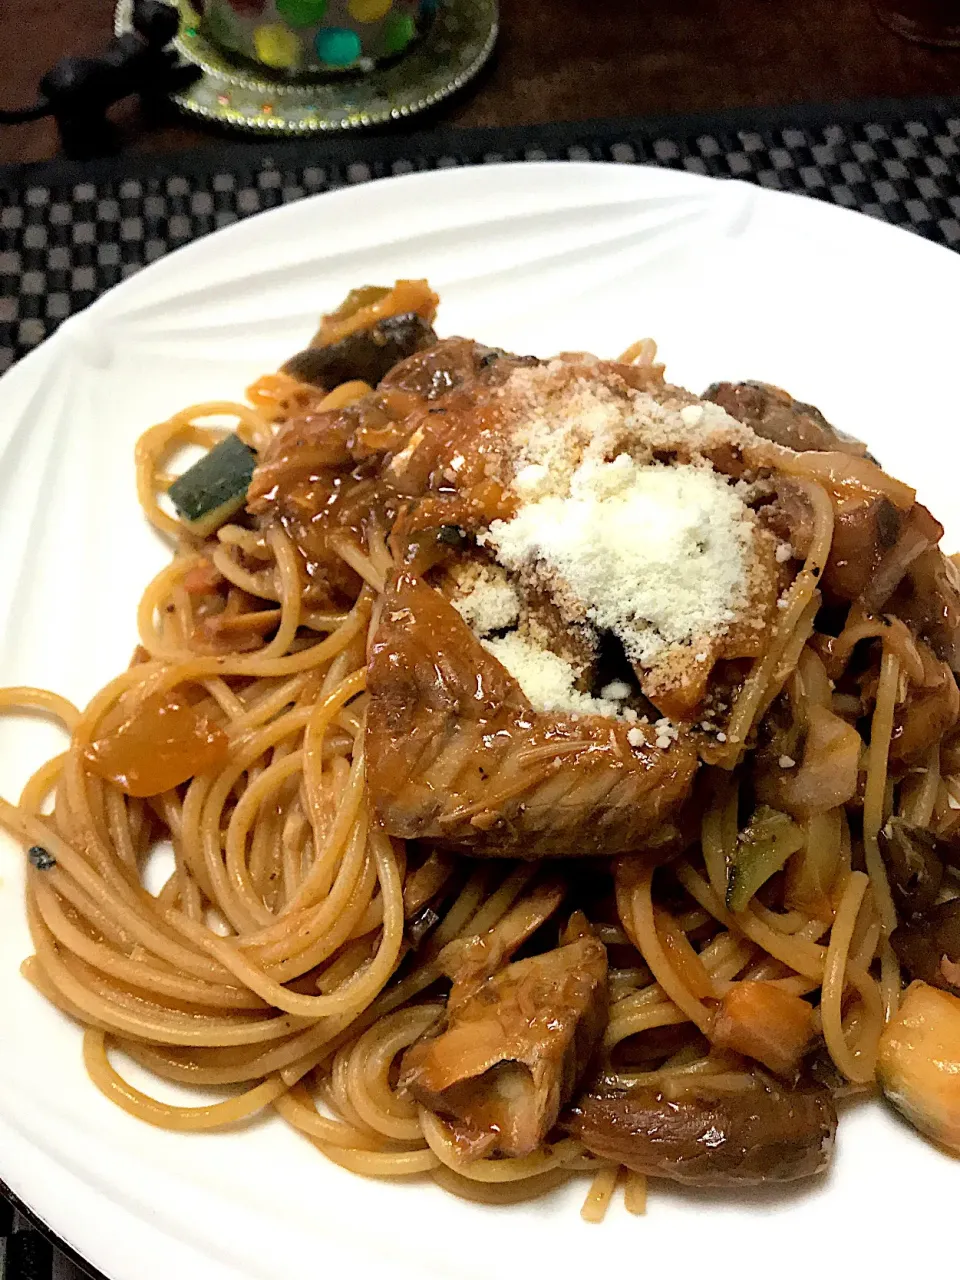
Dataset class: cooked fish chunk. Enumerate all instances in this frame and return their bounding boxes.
[400,915,608,1159]
[365,572,698,858]
[247,339,531,607]
[438,878,569,991]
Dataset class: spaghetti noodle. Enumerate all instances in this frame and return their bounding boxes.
[4,281,960,1219]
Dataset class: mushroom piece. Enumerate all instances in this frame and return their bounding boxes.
[891,898,960,996]
[755,706,861,821]
[877,819,944,920]
[399,901,608,1160]
[822,494,902,603]
[889,650,960,764]
[563,1076,837,1186]
[896,547,960,673]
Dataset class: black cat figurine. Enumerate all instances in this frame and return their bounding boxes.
[0,1,200,159]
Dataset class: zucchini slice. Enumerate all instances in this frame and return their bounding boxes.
[726,806,804,914]
[168,433,257,538]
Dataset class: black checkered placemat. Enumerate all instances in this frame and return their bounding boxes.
[4,97,960,375]
[1,1181,87,1280]
[2,95,960,1279]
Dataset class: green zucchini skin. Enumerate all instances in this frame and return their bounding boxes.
[169,433,258,537]
[726,806,803,913]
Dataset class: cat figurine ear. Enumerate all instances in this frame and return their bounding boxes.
[132,0,182,48]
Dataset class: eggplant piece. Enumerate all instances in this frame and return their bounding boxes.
[878,819,944,919]
[563,1077,836,1185]
[282,312,437,390]
[878,980,960,1152]
[703,381,866,455]
[891,898,960,996]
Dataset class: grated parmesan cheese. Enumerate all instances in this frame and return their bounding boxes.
[600,680,632,701]
[441,362,774,733]
[482,452,754,667]
[450,564,520,636]
[513,463,550,497]
[481,632,625,718]
[500,362,753,504]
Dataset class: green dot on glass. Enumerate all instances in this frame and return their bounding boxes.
[382,11,415,53]
[314,27,361,65]
[276,0,328,25]
[204,5,235,47]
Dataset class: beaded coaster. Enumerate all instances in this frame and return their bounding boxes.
[114,0,497,132]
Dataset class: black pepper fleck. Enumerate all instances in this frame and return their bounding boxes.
[28,845,56,871]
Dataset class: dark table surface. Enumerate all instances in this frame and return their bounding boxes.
[3,0,960,167]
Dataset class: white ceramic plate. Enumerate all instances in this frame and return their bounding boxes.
[1,162,959,1280]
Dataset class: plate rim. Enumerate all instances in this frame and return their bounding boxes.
[3,158,960,1280]
[5,157,959,400]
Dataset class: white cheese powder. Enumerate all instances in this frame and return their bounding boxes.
[481,632,625,718]
[482,452,754,666]
[451,568,521,636]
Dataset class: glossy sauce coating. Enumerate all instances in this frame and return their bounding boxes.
[248,340,528,607]
[564,1079,837,1185]
[366,572,698,857]
[84,689,229,797]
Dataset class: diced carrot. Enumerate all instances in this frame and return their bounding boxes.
[182,560,224,596]
[711,981,815,1077]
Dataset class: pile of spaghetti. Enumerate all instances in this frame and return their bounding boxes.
[5,279,960,1219]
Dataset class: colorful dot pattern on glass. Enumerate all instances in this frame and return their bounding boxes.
[200,0,428,73]
[348,0,393,19]
[253,22,301,66]
[276,0,328,25]
[382,10,415,51]
[314,26,361,64]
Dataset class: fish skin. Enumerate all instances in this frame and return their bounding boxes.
[366,572,698,859]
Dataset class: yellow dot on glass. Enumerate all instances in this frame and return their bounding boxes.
[253,23,300,68]
[348,0,392,20]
